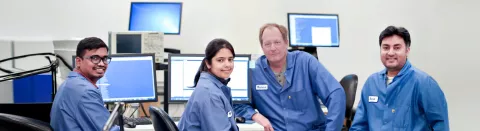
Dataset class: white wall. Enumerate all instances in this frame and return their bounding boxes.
[0,0,477,130]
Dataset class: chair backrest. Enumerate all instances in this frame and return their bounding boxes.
[149,106,179,131]
[0,103,52,123]
[339,74,358,118]
[0,113,53,131]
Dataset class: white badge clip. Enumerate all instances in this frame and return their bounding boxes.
[227,111,233,118]
[368,96,378,103]
[256,84,268,90]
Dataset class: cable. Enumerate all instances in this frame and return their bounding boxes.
[129,108,138,118]
[140,103,149,118]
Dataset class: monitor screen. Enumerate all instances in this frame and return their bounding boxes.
[96,54,157,103]
[129,2,182,35]
[288,13,340,47]
[168,54,251,103]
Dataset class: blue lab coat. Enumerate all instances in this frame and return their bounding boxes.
[350,60,449,131]
[50,71,119,131]
[234,51,346,131]
[178,72,239,131]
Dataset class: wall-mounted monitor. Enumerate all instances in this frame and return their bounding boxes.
[129,2,183,35]
[287,13,340,47]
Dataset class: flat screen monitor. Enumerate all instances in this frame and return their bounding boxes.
[287,13,340,47]
[129,2,183,35]
[168,54,251,103]
[94,53,157,103]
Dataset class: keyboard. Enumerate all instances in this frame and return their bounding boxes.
[124,117,152,125]
[171,117,181,122]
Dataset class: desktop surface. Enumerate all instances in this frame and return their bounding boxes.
[168,54,251,103]
[96,54,157,102]
[125,121,263,131]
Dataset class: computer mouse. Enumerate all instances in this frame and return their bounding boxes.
[125,121,136,128]
[235,117,245,123]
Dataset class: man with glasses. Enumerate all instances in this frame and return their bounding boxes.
[50,37,119,131]
[234,23,346,131]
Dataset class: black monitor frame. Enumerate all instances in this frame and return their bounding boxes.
[287,13,340,47]
[128,2,183,35]
[167,54,252,104]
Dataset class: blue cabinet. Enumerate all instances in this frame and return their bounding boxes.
[13,73,52,103]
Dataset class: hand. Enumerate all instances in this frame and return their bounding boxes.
[252,113,274,131]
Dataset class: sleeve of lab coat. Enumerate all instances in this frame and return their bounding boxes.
[233,77,256,120]
[77,89,113,131]
[349,79,370,131]
[419,77,449,131]
[308,56,346,131]
[199,94,233,131]
[233,104,256,120]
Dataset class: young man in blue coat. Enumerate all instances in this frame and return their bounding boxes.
[234,23,346,131]
[50,37,119,131]
[350,26,449,131]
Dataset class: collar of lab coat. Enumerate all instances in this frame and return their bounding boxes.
[67,71,98,88]
[380,59,413,78]
[200,72,230,88]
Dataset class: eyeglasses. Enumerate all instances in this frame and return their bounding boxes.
[84,55,111,64]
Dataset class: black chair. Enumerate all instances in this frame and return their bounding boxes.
[339,74,358,131]
[0,113,52,131]
[149,106,179,131]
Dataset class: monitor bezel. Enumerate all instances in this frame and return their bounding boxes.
[101,53,158,103]
[167,54,252,104]
[128,2,183,35]
[287,13,340,47]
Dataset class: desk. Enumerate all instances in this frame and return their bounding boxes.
[126,107,328,131]
[125,122,263,131]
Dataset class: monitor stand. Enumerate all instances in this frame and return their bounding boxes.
[104,102,125,131]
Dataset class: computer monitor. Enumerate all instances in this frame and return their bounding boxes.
[168,54,251,103]
[287,13,340,47]
[95,53,158,103]
[108,31,164,63]
[129,2,183,35]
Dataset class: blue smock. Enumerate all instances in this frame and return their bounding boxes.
[178,72,239,131]
[234,51,346,131]
[350,60,449,131]
[50,71,119,131]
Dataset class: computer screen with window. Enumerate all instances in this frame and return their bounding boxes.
[168,54,251,103]
[288,13,340,47]
[95,53,157,103]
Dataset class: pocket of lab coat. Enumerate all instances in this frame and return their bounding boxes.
[291,88,308,111]
[393,105,411,128]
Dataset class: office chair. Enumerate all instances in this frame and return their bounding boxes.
[149,106,179,131]
[0,113,53,131]
[339,74,358,131]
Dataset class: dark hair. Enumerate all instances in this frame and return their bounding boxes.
[379,26,411,47]
[76,37,109,57]
[193,38,235,87]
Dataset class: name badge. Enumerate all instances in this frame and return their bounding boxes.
[368,96,378,103]
[256,84,268,90]
[227,111,233,118]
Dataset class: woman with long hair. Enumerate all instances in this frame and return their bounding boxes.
[178,38,239,131]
